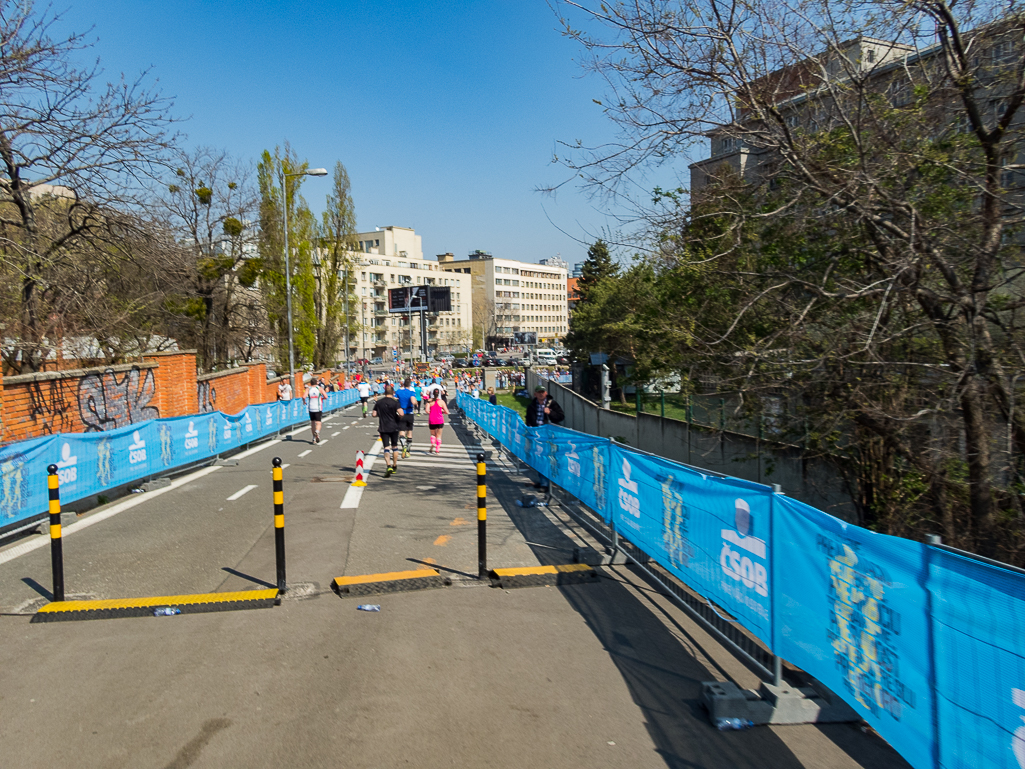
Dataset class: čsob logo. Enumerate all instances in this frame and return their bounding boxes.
[56,442,77,485]
[720,498,768,597]
[618,457,640,518]
[128,431,147,465]
[184,421,199,451]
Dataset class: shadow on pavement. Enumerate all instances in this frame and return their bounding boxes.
[449,412,908,769]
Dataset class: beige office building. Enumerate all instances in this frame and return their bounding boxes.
[437,250,569,348]
[347,226,472,362]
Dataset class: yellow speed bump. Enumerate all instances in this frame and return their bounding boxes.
[32,589,280,623]
[489,563,599,589]
[332,569,450,597]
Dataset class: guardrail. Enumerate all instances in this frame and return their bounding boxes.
[0,390,360,535]
[457,393,1025,769]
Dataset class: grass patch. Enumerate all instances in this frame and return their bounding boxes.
[496,391,532,419]
[610,393,695,421]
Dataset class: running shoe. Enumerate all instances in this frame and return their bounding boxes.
[385,466,395,476]
[402,446,410,458]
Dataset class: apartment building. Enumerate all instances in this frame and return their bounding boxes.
[688,37,919,193]
[437,250,569,348]
[347,226,471,362]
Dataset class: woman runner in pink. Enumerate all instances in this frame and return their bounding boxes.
[428,390,449,453]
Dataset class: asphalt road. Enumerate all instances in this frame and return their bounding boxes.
[0,394,909,769]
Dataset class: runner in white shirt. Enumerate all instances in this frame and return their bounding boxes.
[307,378,327,443]
[357,381,372,417]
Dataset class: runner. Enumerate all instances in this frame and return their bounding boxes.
[413,380,424,414]
[427,389,450,454]
[307,377,326,443]
[357,379,372,417]
[372,384,404,476]
[395,378,418,458]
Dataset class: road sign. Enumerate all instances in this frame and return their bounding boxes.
[389,285,450,313]
[388,286,428,313]
[427,286,451,312]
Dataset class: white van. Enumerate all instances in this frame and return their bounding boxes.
[533,348,557,365]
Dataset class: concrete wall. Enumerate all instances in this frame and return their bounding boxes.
[531,371,856,522]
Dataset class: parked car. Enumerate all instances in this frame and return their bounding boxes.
[371,356,383,365]
[482,356,502,367]
[556,356,571,365]
[453,358,469,368]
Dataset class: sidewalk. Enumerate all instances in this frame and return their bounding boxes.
[0,392,907,768]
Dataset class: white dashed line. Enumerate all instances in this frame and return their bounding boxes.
[298,449,312,458]
[227,484,258,501]
[331,431,341,437]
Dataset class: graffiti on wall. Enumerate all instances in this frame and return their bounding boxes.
[28,377,74,436]
[197,381,217,413]
[78,367,159,432]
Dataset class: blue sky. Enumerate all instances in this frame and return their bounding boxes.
[53,1,635,269]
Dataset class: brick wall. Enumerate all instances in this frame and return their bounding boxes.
[0,352,350,447]
[1,361,162,442]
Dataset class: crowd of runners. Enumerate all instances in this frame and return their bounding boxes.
[362,374,452,477]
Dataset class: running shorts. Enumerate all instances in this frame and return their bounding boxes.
[402,414,415,429]
[380,431,399,447]
[360,396,369,403]
[309,411,322,422]
[428,423,444,430]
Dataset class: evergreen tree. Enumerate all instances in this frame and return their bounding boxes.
[576,239,617,304]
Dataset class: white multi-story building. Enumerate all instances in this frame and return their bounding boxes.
[345,226,472,362]
[437,250,569,348]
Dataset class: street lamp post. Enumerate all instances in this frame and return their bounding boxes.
[280,165,328,387]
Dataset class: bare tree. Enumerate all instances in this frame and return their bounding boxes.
[554,0,1025,558]
[149,147,259,371]
[0,0,177,373]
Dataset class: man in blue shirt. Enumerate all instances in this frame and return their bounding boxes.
[396,378,419,458]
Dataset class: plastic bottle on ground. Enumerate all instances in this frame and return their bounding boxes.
[153,606,181,616]
[715,717,754,730]
[356,604,381,612]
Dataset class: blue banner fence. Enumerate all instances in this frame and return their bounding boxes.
[0,390,360,534]
[457,393,1025,769]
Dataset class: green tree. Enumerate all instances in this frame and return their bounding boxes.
[256,145,318,373]
[315,162,360,368]
[576,239,617,305]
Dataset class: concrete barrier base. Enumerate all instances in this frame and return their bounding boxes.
[701,679,859,725]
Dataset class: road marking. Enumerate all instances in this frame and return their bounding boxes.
[282,463,291,469]
[450,517,469,526]
[331,431,341,437]
[433,535,452,546]
[343,425,351,430]
[298,449,312,457]
[318,439,329,445]
[0,465,223,567]
[397,459,478,470]
[340,439,383,509]
[226,484,258,501]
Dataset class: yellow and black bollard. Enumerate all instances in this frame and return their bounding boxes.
[46,464,65,602]
[477,452,487,579]
[272,457,286,593]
